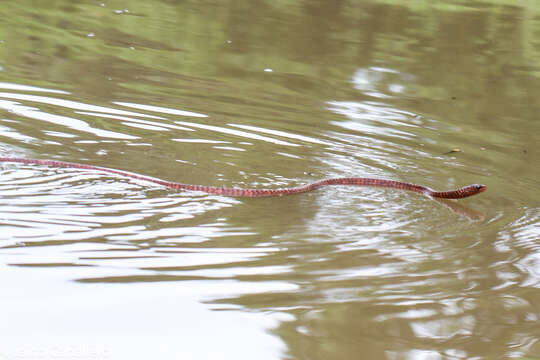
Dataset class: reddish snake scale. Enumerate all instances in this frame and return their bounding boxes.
[0,157,486,199]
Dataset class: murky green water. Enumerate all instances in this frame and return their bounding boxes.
[1,1,539,359]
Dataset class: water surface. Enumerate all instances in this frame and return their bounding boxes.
[0,1,539,359]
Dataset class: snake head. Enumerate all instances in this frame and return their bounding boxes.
[473,184,487,193]
[433,184,487,199]
[462,184,487,197]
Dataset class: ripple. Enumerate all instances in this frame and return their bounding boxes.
[0,92,164,119]
[229,124,332,145]
[0,124,38,144]
[114,101,208,118]
[0,165,242,248]
[174,120,300,146]
[327,100,419,139]
[0,99,138,140]
[0,81,70,94]
[510,208,540,246]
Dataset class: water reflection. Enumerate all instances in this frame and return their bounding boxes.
[1,0,540,358]
[352,67,415,98]
[0,76,529,358]
[0,73,536,359]
[0,166,242,247]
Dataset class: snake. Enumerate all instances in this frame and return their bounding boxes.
[0,157,486,199]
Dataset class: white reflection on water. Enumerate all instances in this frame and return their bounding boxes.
[352,66,415,98]
[410,315,475,339]
[517,252,540,288]
[0,81,70,94]
[174,120,300,146]
[0,262,290,360]
[0,89,308,147]
[327,100,418,139]
[0,92,165,119]
[0,124,37,143]
[229,123,332,145]
[0,99,138,140]
[114,101,208,118]
[0,85,325,155]
[501,208,540,288]
[0,166,241,247]
[75,111,195,132]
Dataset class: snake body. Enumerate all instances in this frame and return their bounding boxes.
[0,157,486,199]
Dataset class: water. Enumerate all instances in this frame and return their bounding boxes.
[0,1,539,359]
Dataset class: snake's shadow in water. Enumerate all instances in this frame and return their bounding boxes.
[433,197,485,221]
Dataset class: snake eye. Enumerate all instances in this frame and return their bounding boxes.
[473,184,486,193]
